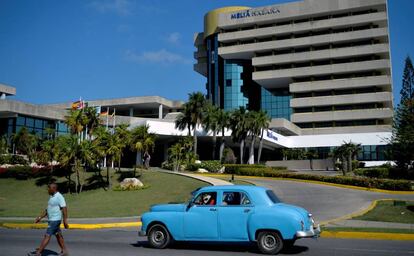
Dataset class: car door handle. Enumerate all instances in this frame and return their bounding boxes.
[210,208,217,212]
[244,209,251,213]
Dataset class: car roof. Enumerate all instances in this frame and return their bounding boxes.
[199,185,268,193]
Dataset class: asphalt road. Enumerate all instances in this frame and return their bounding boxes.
[1,228,413,256]
[241,178,414,223]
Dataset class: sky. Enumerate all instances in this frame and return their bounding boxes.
[0,0,413,105]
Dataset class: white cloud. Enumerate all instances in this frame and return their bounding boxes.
[124,49,191,65]
[88,0,132,16]
[165,32,181,44]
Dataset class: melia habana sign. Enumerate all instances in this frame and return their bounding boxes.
[231,7,280,20]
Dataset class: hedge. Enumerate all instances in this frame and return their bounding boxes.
[354,167,390,179]
[0,165,69,180]
[224,164,287,173]
[0,154,28,165]
[224,167,413,191]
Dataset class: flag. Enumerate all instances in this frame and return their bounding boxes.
[71,98,86,110]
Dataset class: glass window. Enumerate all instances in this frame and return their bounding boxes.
[266,190,281,204]
[16,117,25,126]
[26,118,34,127]
[35,119,44,129]
[193,192,217,206]
[222,192,251,206]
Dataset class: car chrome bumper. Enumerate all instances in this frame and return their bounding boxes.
[296,224,321,239]
[138,230,146,236]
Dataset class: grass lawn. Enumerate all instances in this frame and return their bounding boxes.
[0,170,207,218]
[353,200,414,224]
[323,227,414,234]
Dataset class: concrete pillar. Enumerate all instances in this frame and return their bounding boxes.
[129,108,134,117]
[158,104,163,119]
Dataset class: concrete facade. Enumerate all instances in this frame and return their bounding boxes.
[194,0,393,136]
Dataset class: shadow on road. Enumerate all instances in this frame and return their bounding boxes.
[37,249,58,256]
[132,241,308,255]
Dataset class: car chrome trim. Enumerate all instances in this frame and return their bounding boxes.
[295,224,321,239]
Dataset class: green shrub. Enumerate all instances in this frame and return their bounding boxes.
[224,164,287,173]
[186,163,201,172]
[354,167,390,179]
[161,161,173,171]
[113,184,150,191]
[200,161,222,173]
[224,166,413,191]
[11,155,28,165]
[7,166,33,180]
[0,154,12,165]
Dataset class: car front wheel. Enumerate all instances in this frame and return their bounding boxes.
[257,231,283,255]
[148,224,171,249]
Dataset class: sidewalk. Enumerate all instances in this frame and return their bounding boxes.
[0,216,140,224]
[325,219,414,230]
[154,168,233,186]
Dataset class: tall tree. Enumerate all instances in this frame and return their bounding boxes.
[390,56,414,173]
[130,125,156,167]
[83,106,101,139]
[186,92,206,156]
[11,127,38,163]
[114,124,131,171]
[246,111,261,164]
[230,107,249,164]
[202,104,220,160]
[305,149,318,171]
[255,110,271,164]
[216,109,230,162]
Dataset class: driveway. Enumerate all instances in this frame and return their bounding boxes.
[240,177,414,223]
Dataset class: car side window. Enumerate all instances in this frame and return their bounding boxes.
[193,192,217,206]
[222,192,251,206]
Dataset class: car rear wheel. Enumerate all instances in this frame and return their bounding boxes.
[257,231,283,255]
[148,224,171,249]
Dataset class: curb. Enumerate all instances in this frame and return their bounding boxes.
[201,174,414,195]
[321,231,414,240]
[1,222,142,230]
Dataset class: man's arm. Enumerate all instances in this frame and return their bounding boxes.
[35,209,47,223]
[62,207,69,229]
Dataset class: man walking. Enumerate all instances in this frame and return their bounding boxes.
[29,183,69,256]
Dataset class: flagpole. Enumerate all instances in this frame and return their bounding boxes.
[111,108,116,169]
[104,107,109,168]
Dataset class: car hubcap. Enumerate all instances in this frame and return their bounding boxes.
[263,234,277,249]
[153,230,165,243]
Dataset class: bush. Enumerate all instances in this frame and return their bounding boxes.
[224,164,287,174]
[0,154,12,165]
[161,161,173,171]
[113,184,150,191]
[222,148,236,164]
[200,161,222,173]
[354,167,389,179]
[10,155,28,165]
[186,163,201,172]
[224,167,413,191]
[0,166,51,180]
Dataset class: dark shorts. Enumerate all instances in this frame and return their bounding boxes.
[46,220,61,236]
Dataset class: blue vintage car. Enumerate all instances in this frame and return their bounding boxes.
[139,185,320,255]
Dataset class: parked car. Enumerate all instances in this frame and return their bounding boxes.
[139,185,320,255]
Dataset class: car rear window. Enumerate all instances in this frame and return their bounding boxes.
[266,190,281,203]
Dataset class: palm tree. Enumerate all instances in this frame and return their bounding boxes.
[65,109,88,140]
[216,109,230,162]
[342,141,361,172]
[306,149,318,171]
[229,107,249,164]
[0,136,8,154]
[83,106,101,139]
[186,92,206,155]
[331,146,346,175]
[114,124,131,171]
[11,127,38,163]
[56,135,79,193]
[246,111,262,164]
[175,104,193,136]
[255,110,270,164]
[202,104,220,160]
[130,125,156,167]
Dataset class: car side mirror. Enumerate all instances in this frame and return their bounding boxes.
[186,202,194,211]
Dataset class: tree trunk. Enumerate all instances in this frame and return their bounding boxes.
[310,159,313,170]
[239,140,245,164]
[219,130,225,162]
[257,132,264,164]
[248,136,255,164]
[348,152,352,172]
[341,156,347,175]
[136,151,142,167]
[212,133,217,160]
[118,158,122,172]
[106,165,111,189]
[193,127,197,156]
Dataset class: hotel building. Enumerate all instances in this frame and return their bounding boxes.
[194,0,393,162]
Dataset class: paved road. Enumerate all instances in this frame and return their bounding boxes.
[241,178,414,223]
[1,229,414,256]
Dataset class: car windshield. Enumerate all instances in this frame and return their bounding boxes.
[266,190,281,203]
